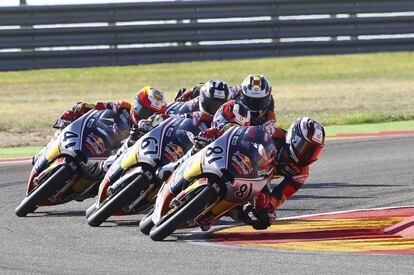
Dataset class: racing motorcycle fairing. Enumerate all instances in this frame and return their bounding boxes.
[93,115,210,216]
[168,126,275,195]
[151,126,276,228]
[27,109,130,205]
[105,116,208,183]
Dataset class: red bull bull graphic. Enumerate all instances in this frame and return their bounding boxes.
[231,150,253,176]
[164,141,185,162]
[85,133,106,155]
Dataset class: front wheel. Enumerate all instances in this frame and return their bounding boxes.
[15,164,75,217]
[85,203,97,218]
[87,174,149,227]
[139,209,154,235]
[149,186,217,241]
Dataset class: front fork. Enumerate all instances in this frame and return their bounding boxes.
[96,165,157,214]
[26,157,67,196]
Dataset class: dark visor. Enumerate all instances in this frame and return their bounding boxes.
[292,137,322,166]
[202,97,225,115]
[133,98,154,120]
[241,94,271,112]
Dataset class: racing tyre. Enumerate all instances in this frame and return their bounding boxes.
[85,204,97,218]
[15,164,74,217]
[149,186,217,241]
[87,174,148,227]
[139,209,154,235]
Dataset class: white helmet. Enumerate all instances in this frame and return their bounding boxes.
[199,79,231,115]
[240,74,272,115]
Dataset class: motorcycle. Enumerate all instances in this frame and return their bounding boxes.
[86,115,210,227]
[15,109,130,217]
[144,126,276,241]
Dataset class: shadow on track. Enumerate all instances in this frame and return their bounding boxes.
[27,210,85,217]
[99,219,140,227]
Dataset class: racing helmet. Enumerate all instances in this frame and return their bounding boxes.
[285,117,325,167]
[199,79,231,115]
[240,74,272,115]
[212,100,251,131]
[131,86,167,125]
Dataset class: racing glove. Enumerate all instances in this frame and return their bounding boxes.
[250,208,276,230]
[243,190,276,230]
[193,128,221,150]
[128,125,145,147]
[54,110,76,129]
[137,119,154,133]
[175,89,193,102]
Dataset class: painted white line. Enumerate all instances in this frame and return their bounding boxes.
[0,159,31,166]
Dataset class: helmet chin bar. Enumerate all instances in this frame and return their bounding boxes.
[277,144,296,165]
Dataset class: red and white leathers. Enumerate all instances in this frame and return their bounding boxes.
[172,81,276,127]
[157,101,251,181]
[249,117,325,229]
[231,85,276,126]
[256,128,309,210]
[55,101,132,129]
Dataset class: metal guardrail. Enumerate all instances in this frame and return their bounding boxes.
[0,0,413,70]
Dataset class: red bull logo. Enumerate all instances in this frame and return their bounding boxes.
[164,142,185,162]
[231,150,253,176]
[85,133,106,155]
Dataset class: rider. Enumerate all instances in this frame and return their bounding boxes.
[59,86,167,140]
[179,74,277,158]
[157,100,251,181]
[33,86,168,165]
[138,79,232,134]
[236,73,276,127]
[174,74,276,127]
[244,117,325,230]
[191,100,251,153]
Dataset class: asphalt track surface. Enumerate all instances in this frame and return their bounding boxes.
[1,135,413,274]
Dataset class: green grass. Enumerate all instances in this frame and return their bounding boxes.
[0,146,41,159]
[0,51,414,147]
[325,120,414,136]
[1,120,413,159]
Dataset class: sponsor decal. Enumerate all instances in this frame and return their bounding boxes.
[231,150,253,176]
[166,127,173,137]
[312,125,323,143]
[87,118,95,128]
[231,136,239,146]
[164,141,185,162]
[214,89,225,99]
[85,133,106,155]
[149,89,166,110]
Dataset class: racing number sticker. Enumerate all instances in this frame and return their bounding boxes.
[141,137,159,156]
[206,146,223,164]
[62,131,78,149]
[234,182,253,200]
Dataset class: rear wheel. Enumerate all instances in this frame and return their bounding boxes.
[15,164,75,217]
[87,174,149,227]
[149,186,217,241]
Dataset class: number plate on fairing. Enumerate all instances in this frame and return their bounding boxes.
[226,178,269,203]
